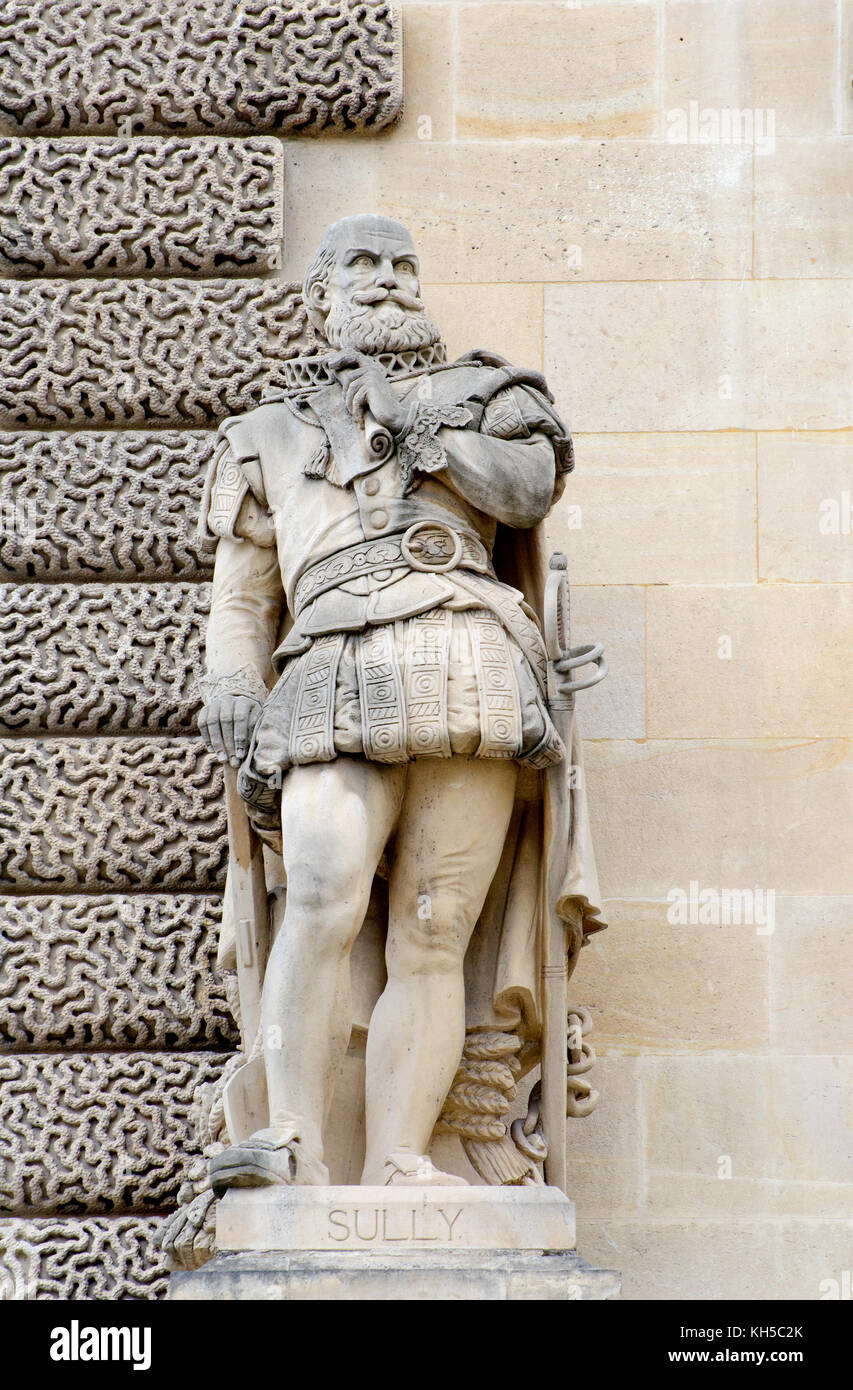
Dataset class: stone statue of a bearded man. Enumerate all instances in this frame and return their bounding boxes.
[196,215,605,1196]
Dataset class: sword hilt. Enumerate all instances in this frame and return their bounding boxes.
[544,553,608,709]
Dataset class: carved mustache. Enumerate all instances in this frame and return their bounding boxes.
[351,287,425,312]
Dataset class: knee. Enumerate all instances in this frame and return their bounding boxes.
[284,859,370,955]
[386,889,469,979]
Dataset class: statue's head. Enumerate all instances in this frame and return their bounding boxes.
[303,214,441,354]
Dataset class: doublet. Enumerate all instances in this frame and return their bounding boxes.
[200,353,574,812]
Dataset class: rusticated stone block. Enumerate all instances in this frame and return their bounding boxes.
[0,279,308,427]
[0,894,235,1050]
[0,431,215,581]
[0,0,402,135]
[0,739,227,892]
[0,1217,169,1299]
[0,583,211,734]
[0,137,284,277]
[0,1053,230,1213]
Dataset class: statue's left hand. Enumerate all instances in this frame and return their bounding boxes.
[329,351,408,435]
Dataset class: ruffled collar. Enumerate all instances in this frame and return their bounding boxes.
[261,342,448,402]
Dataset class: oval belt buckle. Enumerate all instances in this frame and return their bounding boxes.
[401,520,464,573]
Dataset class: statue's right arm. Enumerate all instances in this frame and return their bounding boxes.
[198,515,284,768]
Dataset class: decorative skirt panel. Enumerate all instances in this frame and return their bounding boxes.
[239,607,565,827]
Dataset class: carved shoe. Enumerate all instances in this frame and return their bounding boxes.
[209,1127,329,1196]
[382,1151,468,1187]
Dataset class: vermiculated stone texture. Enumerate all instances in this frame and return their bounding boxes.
[0,583,211,733]
[0,279,308,428]
[0,138,284,277]
[0,0,402,135]
[0,739,227,892]
[0,1053,230,1212]
[0,1217,169,1299]
[0,432,215,581]
[0,895,234,1051]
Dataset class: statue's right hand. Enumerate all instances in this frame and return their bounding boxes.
[197,695,262,768]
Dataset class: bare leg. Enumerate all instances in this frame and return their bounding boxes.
[262,759,404,1162]
[362,757,517,1182]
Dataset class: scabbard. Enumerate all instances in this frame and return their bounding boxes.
[541,555,575,1194]
[541,698,574,1194]
[224,765,270,1053]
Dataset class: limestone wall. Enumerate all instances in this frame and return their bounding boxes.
[0,0,849,1301]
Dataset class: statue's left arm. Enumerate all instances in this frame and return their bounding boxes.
[437,427,556,528]
[399,379,571,527]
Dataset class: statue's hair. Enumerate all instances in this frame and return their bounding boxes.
[302,242,337,324]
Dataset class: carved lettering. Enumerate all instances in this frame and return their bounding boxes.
[353,1208,380,1242]
[381,1206,412,1242]
[327,1210,350,1242]
[324,1204,464,1244]
[437,1207,463,1240]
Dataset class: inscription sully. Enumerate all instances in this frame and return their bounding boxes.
[327,1205,463,1243]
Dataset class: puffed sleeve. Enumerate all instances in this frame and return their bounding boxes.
[481,383,574,477]
[197,429,276,552]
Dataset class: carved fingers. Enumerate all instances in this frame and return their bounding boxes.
[231,696,258,763]
[197,694,261,767]
[345,377,373,426]
[158,1187,216,1271]
[329,352,407,434]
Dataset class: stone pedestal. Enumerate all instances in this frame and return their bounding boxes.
[169,1187,621,1301]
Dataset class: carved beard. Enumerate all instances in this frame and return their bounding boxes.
[322,295,442,353]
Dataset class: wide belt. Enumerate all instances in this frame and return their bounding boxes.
[292,521,493,617]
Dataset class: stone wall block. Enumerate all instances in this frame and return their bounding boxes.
[0,279,309,428]
[0,582,211,733]
[0,894,235,1051]
[0,137,284,277]
[545,281,853,432]
[0,739,227,892]
[0,1216,169,1299]
[0,431,215,582]
[456,2,658,139]
[0,0,402,135]
[646,585,853,739]
[584,738,853,899]
[758,433,853,583]
[547,433,756,587]
[281,141,753,283]
[0,1053,230,1213]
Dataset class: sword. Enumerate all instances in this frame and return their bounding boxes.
[541,552,607,1193]
[223,765,270,1054]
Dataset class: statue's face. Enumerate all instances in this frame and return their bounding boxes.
[329,222,421,311]
[312,217,441,353]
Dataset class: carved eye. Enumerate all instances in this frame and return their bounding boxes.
[396,259,416,276]
[353,254,374,269]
